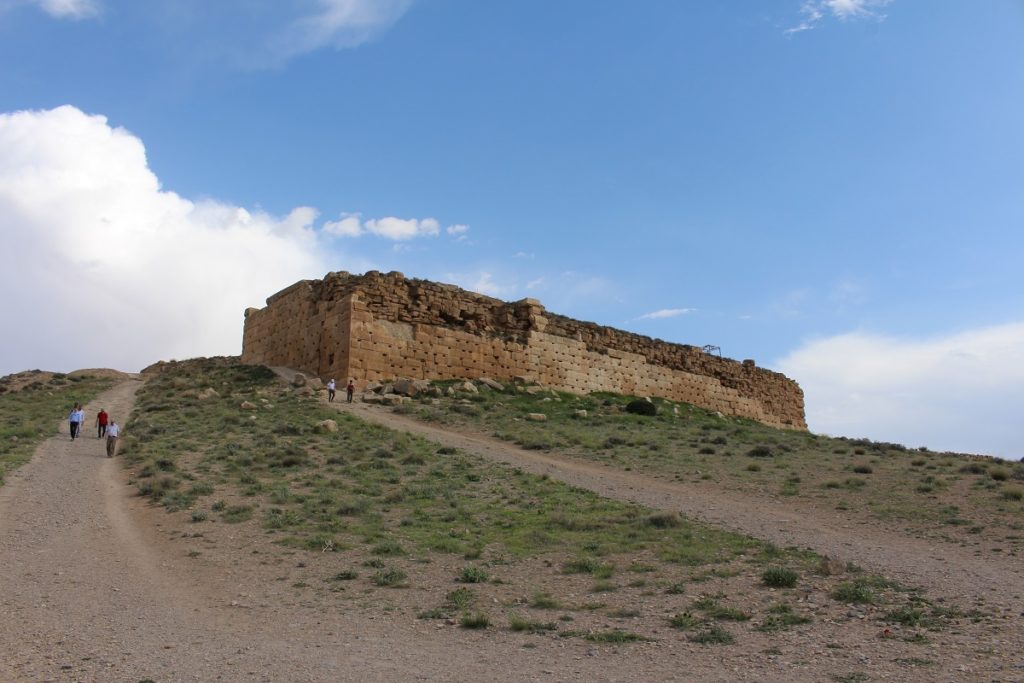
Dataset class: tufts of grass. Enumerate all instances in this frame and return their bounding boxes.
[761,566,798,588]
[446,587,475,610]
[371,538,406,556]
[1001,487,1023,502]
[689,624,735,645]
[457,565,490,583]
[646,512,681,528]
[221,505,253,523]
[668,612,702,630]
[831,578,878,604]
[459,611,489,629]
[692,596,750,622]
[989,467,1010,481]
[530,592,560,609]
[756,604,812,632]
[372,567,408,587]
[584,629,650,643]
[508,613,557,633]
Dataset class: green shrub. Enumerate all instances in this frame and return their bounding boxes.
[459,611,489,629]
[1000,487,1023,501]
[756,604,812,632]
[668,612,701,630]
[689,624,734,645]
[989,467,1010,482]
[458,565,490,583]
[831,579,875,604]
[446,587,475,610]
[508,614,557,633]
[851,464,873,474]
[761,567,798,588]
[221,505,253,523]
[530,592,560,609]
[372,539,406,556]
[647,512,681,528]
[747,445,774,458]
[625,400,657,416]
[372,568,408,587]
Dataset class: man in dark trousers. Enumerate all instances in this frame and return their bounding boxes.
[346,379,355,403]
[96,408,109,438]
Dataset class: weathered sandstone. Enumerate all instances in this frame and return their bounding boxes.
[242,271,806,429]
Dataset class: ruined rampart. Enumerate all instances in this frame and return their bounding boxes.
[242,271,806,429]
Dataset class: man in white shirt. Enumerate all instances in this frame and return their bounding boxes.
[326,379,337,402]
[106,421,120,458]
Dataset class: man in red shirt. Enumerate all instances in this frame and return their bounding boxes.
[96,409,109,438]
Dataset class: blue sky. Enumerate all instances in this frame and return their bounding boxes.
[1,0,1022,458]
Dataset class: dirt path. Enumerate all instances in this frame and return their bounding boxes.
[331,399,1024,615]
[4,376,1022,682]
[1,381,731,683]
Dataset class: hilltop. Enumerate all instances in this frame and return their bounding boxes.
[1,359,1021,681]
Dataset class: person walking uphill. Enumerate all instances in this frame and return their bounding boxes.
[326,379,336,402]
[68,403,85,440]
[346,379,355,403]
[105,420,120,458]
[96,408,109,438]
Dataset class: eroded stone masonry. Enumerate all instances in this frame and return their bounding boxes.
[242,271,806,429]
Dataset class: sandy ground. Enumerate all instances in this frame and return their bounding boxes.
[1,378,1023,682]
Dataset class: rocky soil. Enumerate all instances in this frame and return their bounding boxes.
[1,378,1022,682]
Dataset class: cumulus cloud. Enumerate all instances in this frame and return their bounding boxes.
[270,0,415,61]
[776,323,1024,459]
[324,213,466,241]
[638,308,696,320]
[786,0,891,34]
[0,105,330,374]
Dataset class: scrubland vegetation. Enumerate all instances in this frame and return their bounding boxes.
[112,360,998,652]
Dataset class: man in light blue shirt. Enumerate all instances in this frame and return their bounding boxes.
[68,404,85,440]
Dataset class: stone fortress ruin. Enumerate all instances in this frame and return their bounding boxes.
[241,271,807,430]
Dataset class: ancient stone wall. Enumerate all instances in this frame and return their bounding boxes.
[242,271,806,429]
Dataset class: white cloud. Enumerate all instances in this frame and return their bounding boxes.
[638,308,696,320]
[322,213,363,237]
[270,0,415,61]
[776,323,1024,459]
[0,105,331,374]
[36,0,98,19]
[446,224,470,242]
[786,0,891,34]
[525,277,544,290]
[367,216,438,240]
[323,214,466,241]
